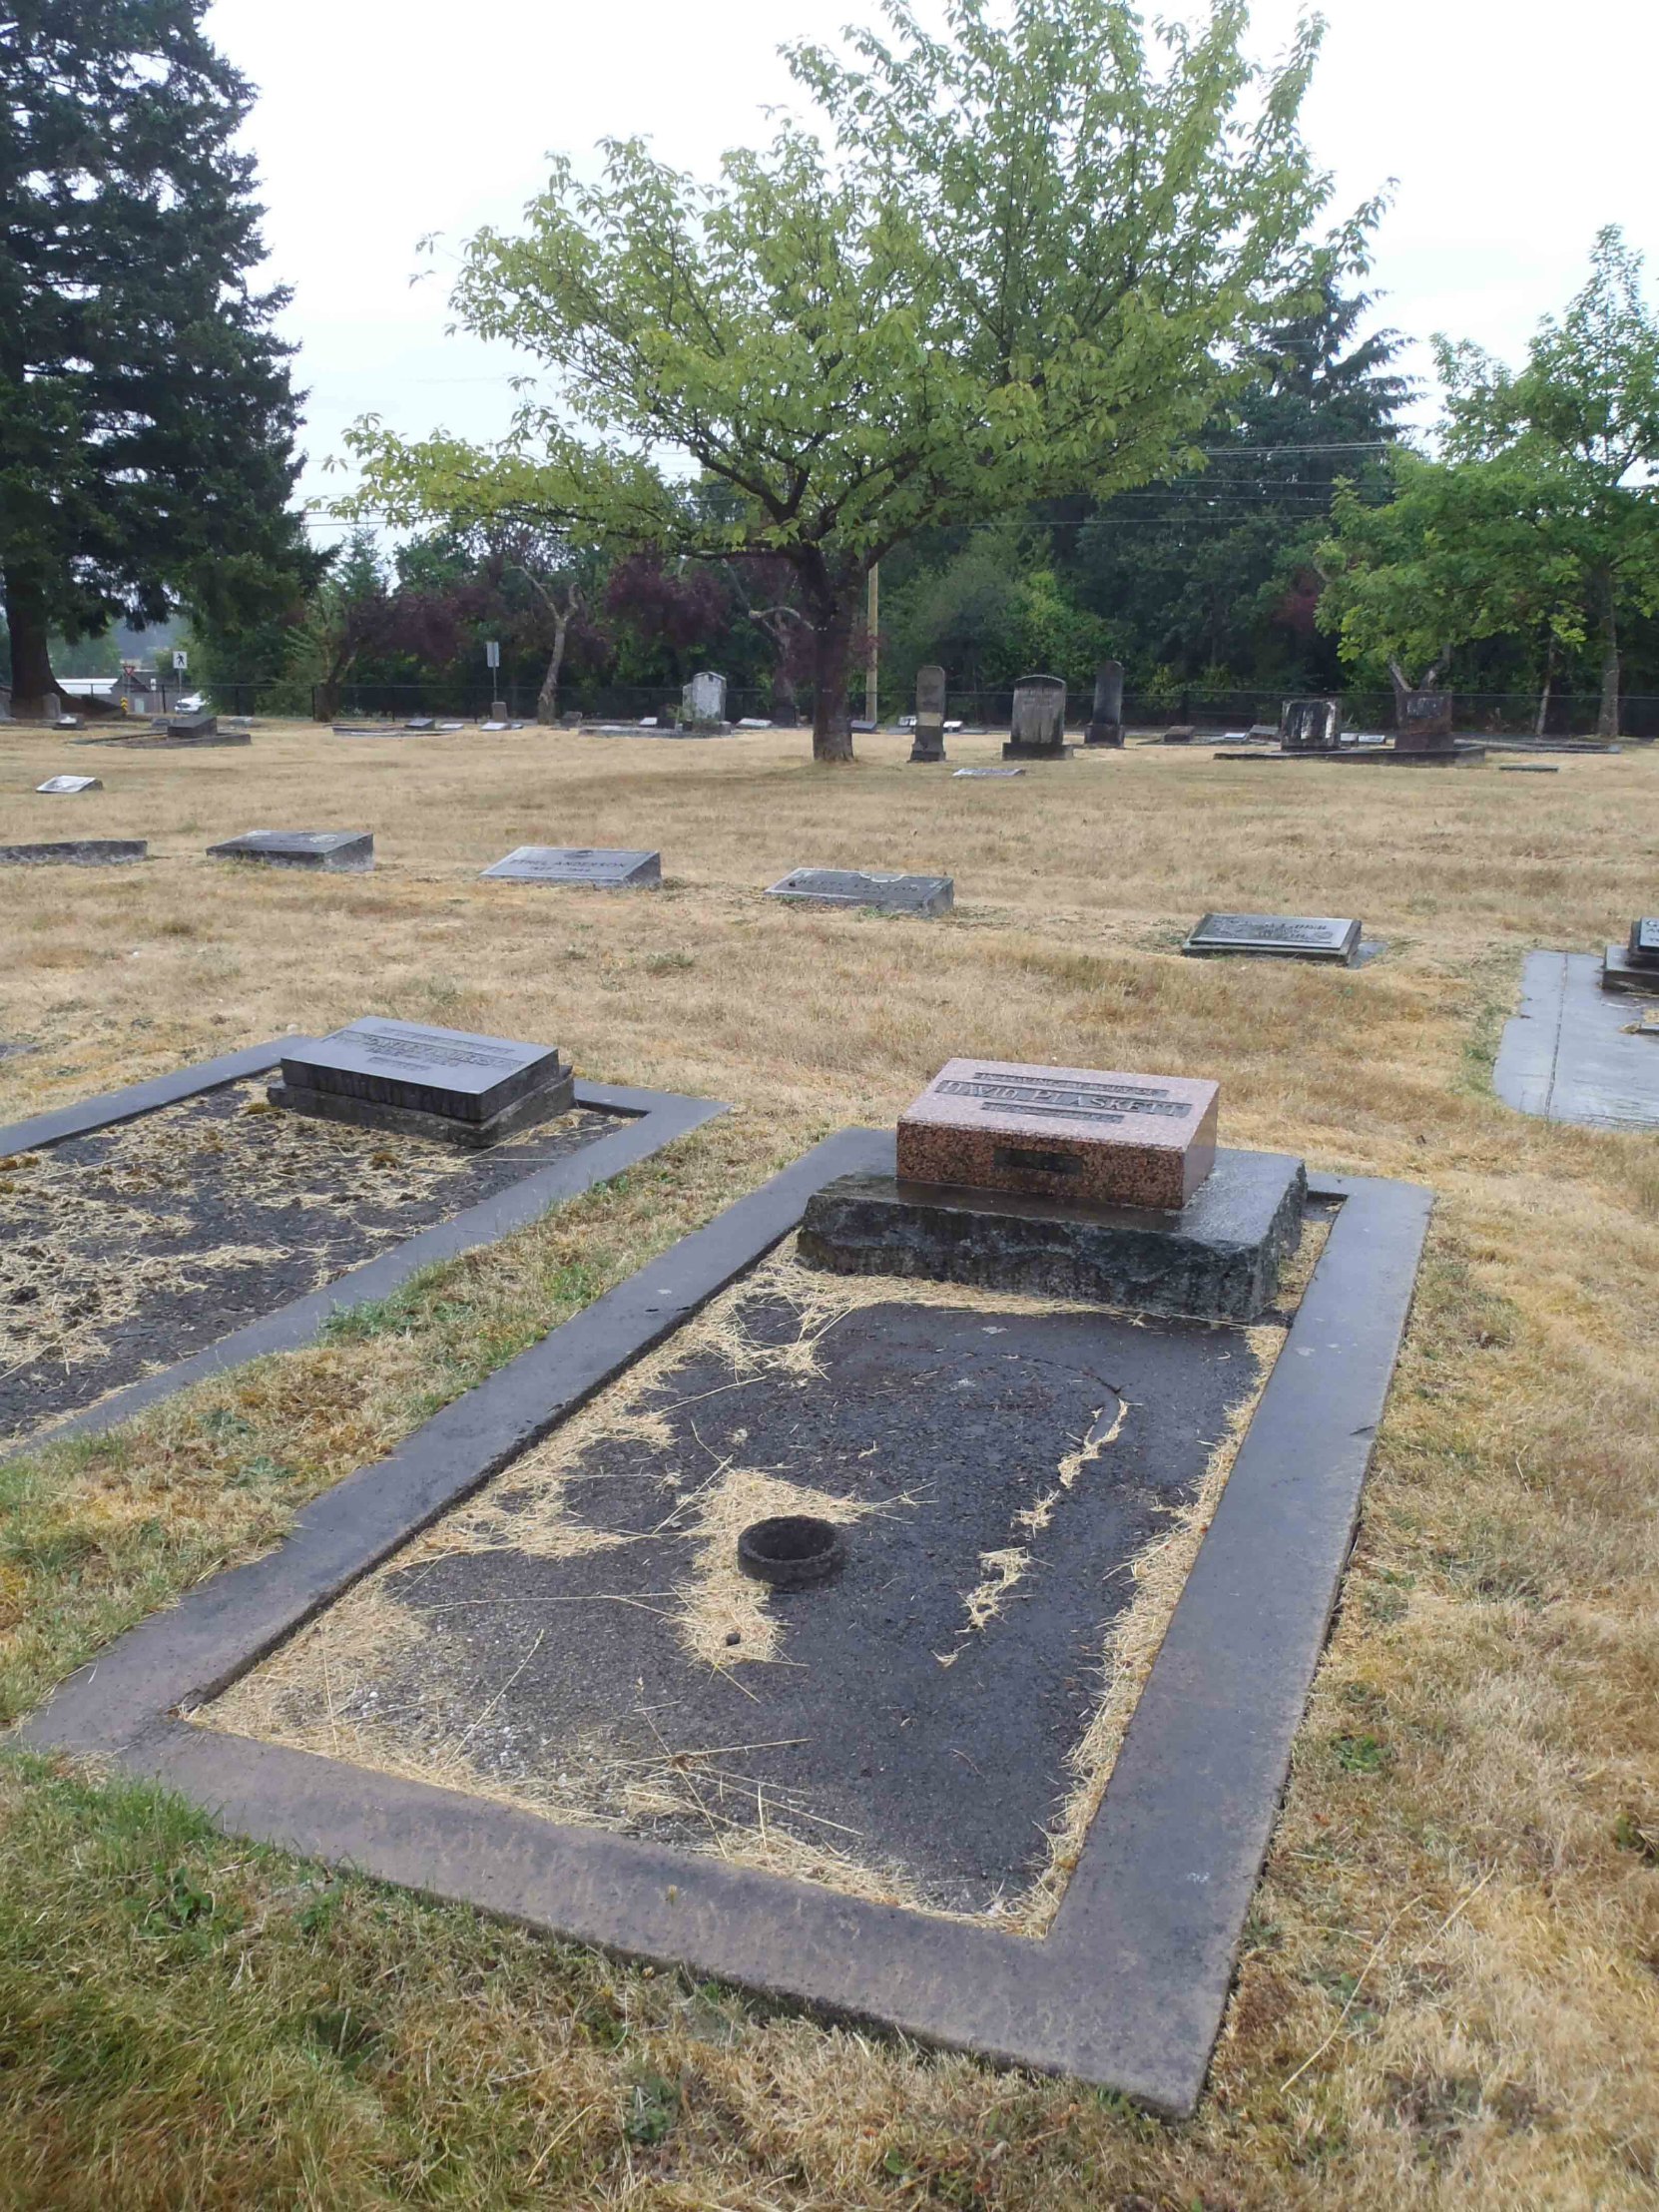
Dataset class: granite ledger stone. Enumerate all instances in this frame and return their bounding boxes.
[0,838,145,865]
[480,845,662,888]
[896,1057,1219,1211]
[1183,911,1362,964]
[766,867,954,916]
[272,1016,574,1145]
[208,830,373,872]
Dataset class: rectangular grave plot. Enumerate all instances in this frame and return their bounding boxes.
[0,1055,721,1451]
[481,846,661,888]
[203,1265,1273,1921]
[24,1131,1429,2114]
[1182,912,1361,963]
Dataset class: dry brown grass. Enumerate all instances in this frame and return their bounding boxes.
[1,717,1658,2207]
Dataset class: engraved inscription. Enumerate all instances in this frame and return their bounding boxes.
[938,1075,1194,1122]
[352,1030,522,1072]
[1200,915,1342,945]
[1634,917,1659,952]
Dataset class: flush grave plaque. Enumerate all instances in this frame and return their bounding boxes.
[36,776,103,794]
[953,767,1024,779]
[766,867,954,916]
[896,1057,1218,1211]
[480,845,662,888]
[273,1016,574,1145]
[0,839,146,866]
[1183,912,1361,964]
[208,830,373,872]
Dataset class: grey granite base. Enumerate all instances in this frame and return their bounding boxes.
[1600,945,1659,995]
[798,1148,1308,1321]
[269,1069,576,1148]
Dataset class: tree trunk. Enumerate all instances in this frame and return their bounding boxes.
[3,567,59,719]
[536,616,570,724]
[810,598,856,764]
[1597,584,1620,739]
[1534,632,1556,739]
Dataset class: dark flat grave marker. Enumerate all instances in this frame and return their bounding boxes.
[168,712,217,738]
[766,867,953,916]
[481,845,661,888]
[1182,911,1361,964]
[208,830,373,872]
[22,1130,1428,2114]
[1161,726,1197,744]
[273,1016,574,1146]
[0,839,145,866]
[36,775,103,794]
[1500,764,1559,774]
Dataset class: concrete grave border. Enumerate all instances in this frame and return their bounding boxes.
[0,1042,725,1453]
[1492,951,1659,1131]
[19,1130,1429,2115]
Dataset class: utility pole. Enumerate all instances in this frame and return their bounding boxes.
[864,563,879,724]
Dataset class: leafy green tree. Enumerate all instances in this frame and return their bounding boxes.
[1431,229,1659,734]
[1061,273,1410,687]
[0,0,312,715]
[343,0,1341,760]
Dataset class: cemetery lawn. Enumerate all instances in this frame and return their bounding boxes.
[1,719,1656,2209]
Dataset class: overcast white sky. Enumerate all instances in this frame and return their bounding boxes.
[205,0,1658,538]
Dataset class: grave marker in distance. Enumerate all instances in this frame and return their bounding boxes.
[767,867,953,916]
[1281,697,1341,751]
[1084,660,1125,747]
[272,1016,574,1147]
[1183,911,1362,964]
[208,830,374,872]
[1003,674,1071,761]
[953,767,1024,779]
[909,666,947,763]
[0,839,146,865]
[36,776,103,794]
[684,670,728,727]
[481,845,662,888]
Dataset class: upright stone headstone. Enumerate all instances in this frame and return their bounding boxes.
[480,845,662,888]
[1003,675,1070,761]
[684,671,728,726]
[909,666,947,763]
[208,830,374,872]
[1396,690,1454,751]
[272,1016,574,1147]
[1281,698,1341,751]
[1084,661,1124,747]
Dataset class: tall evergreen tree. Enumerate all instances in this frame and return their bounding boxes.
[0,0,312,714]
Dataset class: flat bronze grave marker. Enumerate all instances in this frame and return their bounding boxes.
[1182,912,1361,964]
[209,830,373,872]
[480,845,662,888]
[766,867,953,915]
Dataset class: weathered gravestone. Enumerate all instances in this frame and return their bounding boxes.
[767,867,954,916]
[167,712,218,738]
[1281,698,1341,751]
[405,718,436,732]
[36,776,103,794]
[1084,661,1125,747]
[1003,675,1071,761]
[909,666,948,763]
[272,1016,574,1147]
[208,830,374,872]
[1601,918,1659,995]
[1162,727,1197,745]
[684,671,728,727]
[801,1057,1306,1320]
[1396,690,1454,750]
[480,845,662,888]
[52,714,85,732]
[0,839,146,865]
[1182,911,1362,964]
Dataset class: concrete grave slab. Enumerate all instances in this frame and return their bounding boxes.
[1182,912,1361,963]
[0,839,145,865]
[16,1130,1429,2114]
[209,830,373,871]
[895,1058,1218,1210]
[272,1017,574,1146]
[480,845,662,888]
[1494,952,1659,1129]
[0,1044,724,1453]
[36,776,103,794]
[766,867,953,915]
